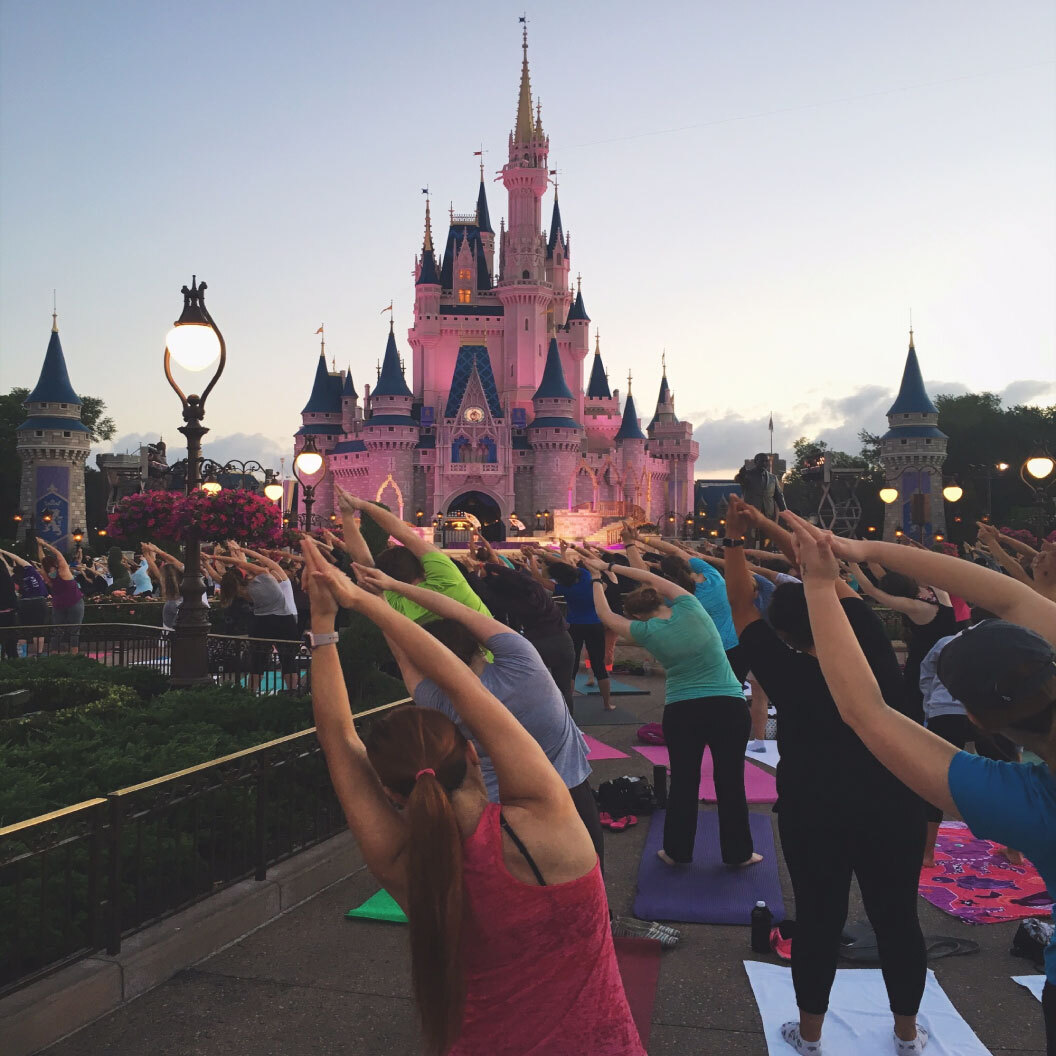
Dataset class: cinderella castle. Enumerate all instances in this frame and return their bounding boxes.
[292,28,698,538]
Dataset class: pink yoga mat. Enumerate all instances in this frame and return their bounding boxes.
[632,744,778,803]
[583,734,629,761]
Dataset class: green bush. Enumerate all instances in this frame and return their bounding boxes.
[0,655,169,701]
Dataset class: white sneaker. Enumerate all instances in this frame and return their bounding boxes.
[894,1026,929,1054]
[747,739,766,753]
[780,1022,822,1054]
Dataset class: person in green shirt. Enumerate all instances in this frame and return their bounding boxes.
[578,550,758,870]
[335,487,491,624]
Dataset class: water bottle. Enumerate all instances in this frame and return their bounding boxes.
[652,764,668,809]
[751,900,772,953]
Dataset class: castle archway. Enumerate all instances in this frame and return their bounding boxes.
[446,489,506,542]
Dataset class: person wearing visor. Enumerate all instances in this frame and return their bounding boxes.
[781,511,1056,1056]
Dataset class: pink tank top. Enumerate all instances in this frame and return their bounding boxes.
[449,803,645,1056]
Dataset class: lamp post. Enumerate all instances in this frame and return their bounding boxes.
[163,276,226,687]
[293,435,325,528]
[1020,451,1056,540]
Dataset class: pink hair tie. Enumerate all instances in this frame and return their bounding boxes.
[415,768,436,781]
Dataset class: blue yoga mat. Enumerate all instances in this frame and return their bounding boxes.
[633,810,785,925]
[574,673,648,696]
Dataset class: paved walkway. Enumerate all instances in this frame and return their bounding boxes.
[45,674,1046,1055]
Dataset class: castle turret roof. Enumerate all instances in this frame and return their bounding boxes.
[301,351,342,414]
[566,287,589,322]
[416,198,441,286]
[514,27,534,144]
[476,176,493,235]
[26,320,81,406]
[532,339,574,401]
[615,390,646,441]
[373,323,413,398]
[342,368,357,399]
[648,371,675,429]
[586,343,611,399]
[887,334,939,416]
[547,191,564,254]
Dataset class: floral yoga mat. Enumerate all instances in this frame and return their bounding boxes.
[919,822,1052,925]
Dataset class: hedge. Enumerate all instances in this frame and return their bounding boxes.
[0,656,170,703]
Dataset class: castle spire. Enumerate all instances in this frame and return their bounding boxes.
[301,345,342,415]
[26,314,81,406]
[423,198,433,253]
[532,338,575,401]
[887,331,938,416]
[416,197,441,286]
[476,173,493,234]
[373,320,413,398]
[547,184,564,254]
[514,24,534,143]
[615,378,647,441]
[586,332,612,399]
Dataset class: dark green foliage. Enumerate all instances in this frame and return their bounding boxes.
[337,612,406,708]
[0,655,170,702]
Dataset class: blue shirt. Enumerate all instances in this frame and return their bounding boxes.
[687,557,737,650]
[920,634,966,722]
[553,566,600,625]
[130,560,153,596]
[753,574,776,617]
[947,752,1056,983]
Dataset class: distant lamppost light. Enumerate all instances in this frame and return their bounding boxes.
[1024,455,1055,482]
[264,482,283,503]
[942,484,963,503]
[879,487,899,504]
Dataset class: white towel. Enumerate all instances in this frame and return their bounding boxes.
[744,961,991,1055]
[745,739,780,770]
[1013,975,1045,1002]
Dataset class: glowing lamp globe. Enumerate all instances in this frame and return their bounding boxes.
[201,480,222,496]
[295,450,324,477]
[942,485,963,503]
[879,487,899,504]
[165,322,221,372]
[1025,456,1055,481]
[264,483,283,502]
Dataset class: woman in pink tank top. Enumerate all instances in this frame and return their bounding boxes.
[299,539,645,1056]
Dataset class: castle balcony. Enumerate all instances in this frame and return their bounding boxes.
[495,278,553,290]
[443,462,503,475]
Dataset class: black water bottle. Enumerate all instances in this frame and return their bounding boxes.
[751,900,772,953]
[652,764,667,809]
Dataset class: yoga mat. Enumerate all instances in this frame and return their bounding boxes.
[744,961,990,1056]
[346,889,407,924]
[572,697,641,726]
[582,734,630,761]
[745,739,781,770]
[631,745,778,804]
[575,672,649,696]
[919,821,1052,924]
[1013,975,1046,1002]
[633,810,784,925]
[613,936,661,1049]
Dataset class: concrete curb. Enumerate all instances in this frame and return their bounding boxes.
[1,830,365,1056]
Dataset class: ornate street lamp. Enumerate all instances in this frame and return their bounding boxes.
[263,468,284,504]
[942,484,963,503]
[200,471,222,495]
[1022,452,1056,486]
[879,487,899,505]
[72,528,84,544]
[293,435,325,527]
[163,276,226,687]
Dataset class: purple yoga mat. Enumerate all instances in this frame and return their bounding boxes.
[631,745,778,804]
[582,734,630,761]
[632,810,785,925]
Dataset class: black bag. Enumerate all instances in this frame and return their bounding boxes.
[596,775,657,819]
[1011,917,1054,970]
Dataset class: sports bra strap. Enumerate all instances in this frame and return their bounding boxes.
[499,812,547,886]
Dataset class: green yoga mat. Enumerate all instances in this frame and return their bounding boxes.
[574,673,648,696]
[346,889,407,924]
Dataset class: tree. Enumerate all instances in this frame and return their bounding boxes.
[78,396,116,444]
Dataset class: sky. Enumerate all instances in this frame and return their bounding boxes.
[1,0,1053,479]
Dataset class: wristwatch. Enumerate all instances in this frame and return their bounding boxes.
[304,630,340,649]
[722,537,746,548]
[590,576,604,583]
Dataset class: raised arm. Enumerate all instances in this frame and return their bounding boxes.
[210,554,267,578]
[303,540,570,812]
[976,524,1032,585]
[848,562,941,622]
[579,550,690,601]
[731,496,797,569]
[721,502,763,635]
[337,487,433,557]
[0,549,31,568]
[150,543,185,573]
[335,488,376,566]
[354,562,512,645]
[38,539,73,579]
[992,525,1039,560]
[242,548,289,582]
[785,511,1056,646]
[587,568,634,638]
[793,523,958,813]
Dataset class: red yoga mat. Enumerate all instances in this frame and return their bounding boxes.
[613,936,661,1049]
[632,744,778,804]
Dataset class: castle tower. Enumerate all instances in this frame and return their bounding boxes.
[528,338,583,512]
[545,186,571,330]
[16,314,91,550]
[582,333,621,450]
[295,333,344,519]
[646,357,699,523]
[341,367,360,435]
[614,373,649,518]
[496,27,553,413]
[880,331,948,542]
[476,168,495,278]
[362,322,419,519]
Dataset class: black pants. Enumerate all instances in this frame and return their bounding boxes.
[569,623,609,689]
[923,714,1018,822]
[778,808,927,1016]
[725,644,751,684]
[568,778,605,877]
[1044,981,1055,1056]
[530,630,577,713]
[0,610,19,660]
[661,696,752,863]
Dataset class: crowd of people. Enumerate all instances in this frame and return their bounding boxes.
[3,492,1053,1054]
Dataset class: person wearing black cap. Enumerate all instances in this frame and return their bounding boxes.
[785,512,1056,1055]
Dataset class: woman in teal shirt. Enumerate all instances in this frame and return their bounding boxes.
[580,550,759,869]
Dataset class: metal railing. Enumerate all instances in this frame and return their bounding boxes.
[0,697,409,997]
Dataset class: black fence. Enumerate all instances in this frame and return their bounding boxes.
[3,624,310,697]
[0,697,408,997]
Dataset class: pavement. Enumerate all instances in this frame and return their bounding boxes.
[44,672,1047,1055]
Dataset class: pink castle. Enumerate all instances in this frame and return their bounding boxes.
[293,28,698,539]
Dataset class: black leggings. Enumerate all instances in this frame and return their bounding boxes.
[569,623,609,685]
[1044,981,1055,1056]
[529,630,576,712]
[778,808,927,1016]
[923,714,1018,823]
[568,778,605,877]
[661,696,753,864]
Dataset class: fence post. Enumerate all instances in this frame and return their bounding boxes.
[254,767,267,882]
[106,795,123,956]
[86,801,104,952]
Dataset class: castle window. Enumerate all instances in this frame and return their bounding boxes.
[63,431,71,438]
[458,289,471,304]
[458,268,471,281]
[61,403,67,409]
[522,270,530,280]
[925,439,932,444]
[35,430,43,437]
[904,414,910,419]
[40,402,47,408]
[900,439,908,445]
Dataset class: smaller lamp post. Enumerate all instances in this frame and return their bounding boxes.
[293,436,325,528]
[879,487,899,505]
[72,528,84,545]
[1020,451,1056,539]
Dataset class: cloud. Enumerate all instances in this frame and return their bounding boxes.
[1000,379,1056,407]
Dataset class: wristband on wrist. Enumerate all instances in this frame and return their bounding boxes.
[590,576,603,584]
[305,630,339,649]
[722,537,746,548]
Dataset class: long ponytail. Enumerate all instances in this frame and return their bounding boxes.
[366,707,469,1054]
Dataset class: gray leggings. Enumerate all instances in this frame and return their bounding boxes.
[50,600,85,650]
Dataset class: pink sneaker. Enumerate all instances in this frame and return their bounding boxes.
[770,926,792,961]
